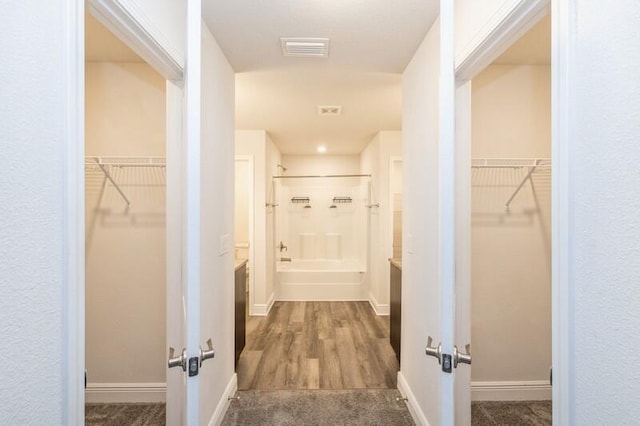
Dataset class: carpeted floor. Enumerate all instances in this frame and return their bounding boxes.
[471,400,552,425]
[85,403,165,426]
[221,389,415,426]
[85,398,551,425]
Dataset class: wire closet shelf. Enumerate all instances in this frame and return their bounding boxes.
[471,158,551,210]
[85,156,166,208]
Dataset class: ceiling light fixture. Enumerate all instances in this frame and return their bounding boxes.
[317,145,327,153]
[281,37,330,58]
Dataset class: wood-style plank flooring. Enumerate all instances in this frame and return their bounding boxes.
[237,301,399,390]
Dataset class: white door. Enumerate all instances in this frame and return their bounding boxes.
[417,2,472,424]
[167,0,237,424]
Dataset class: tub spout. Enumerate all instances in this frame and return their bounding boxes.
[280,257,292,262]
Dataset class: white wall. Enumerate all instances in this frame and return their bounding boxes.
[400,18,442,425]
[198,21,236,424]
[265,134,281,303]
[455,0,521,62]
[360,131,402,315]
[562,1,640,422]
[119,0,186,65]
[0,2,75,424]
[85,62,167,392]
[471,65,551,384]
[235,130,281,315]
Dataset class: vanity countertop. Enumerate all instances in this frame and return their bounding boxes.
[388,258,402,270]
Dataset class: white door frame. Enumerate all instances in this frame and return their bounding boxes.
[452,0,571,424]
[65,1,185,423]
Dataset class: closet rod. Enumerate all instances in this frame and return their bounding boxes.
[273,174,371,179]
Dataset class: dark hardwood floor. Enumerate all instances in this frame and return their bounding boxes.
[237,301,399,390]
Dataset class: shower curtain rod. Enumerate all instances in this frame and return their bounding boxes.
[273,174,371,179]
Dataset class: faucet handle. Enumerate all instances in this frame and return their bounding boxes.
[279,241,288,252]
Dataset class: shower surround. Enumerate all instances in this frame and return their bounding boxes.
[275,178,369,300]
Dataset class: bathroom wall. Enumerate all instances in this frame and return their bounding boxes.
[360,131,402,314]
[277,155,367,264]
[85,62,167,400]
[235,130,281,315]
[471,64,551,394]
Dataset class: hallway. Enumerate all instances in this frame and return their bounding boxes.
[238,302,398,390]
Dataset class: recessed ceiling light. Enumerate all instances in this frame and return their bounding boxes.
[281,37,330,58]
[317,145,327,153]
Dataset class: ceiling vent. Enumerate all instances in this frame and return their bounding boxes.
[317,105,342,116]
[281,37,330,58]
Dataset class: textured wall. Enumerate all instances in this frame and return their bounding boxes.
[570,0,640,422]
[0,2,67,424]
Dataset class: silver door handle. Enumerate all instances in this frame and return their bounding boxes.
[199,338,215,367]
[425,336,442,364]
[168,347,187,371]
[454,344,472,367]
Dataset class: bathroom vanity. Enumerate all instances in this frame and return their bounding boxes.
[235,259,248,369]
[389,258,402,365]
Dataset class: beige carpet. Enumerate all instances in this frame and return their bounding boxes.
[85,403,164,426]
[472,400,552,425]
[221,389,415,426]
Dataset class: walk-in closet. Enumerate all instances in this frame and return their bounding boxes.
[469,16,552,403]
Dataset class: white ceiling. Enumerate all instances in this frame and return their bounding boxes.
[203,0,439,155]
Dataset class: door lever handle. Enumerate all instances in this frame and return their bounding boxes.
[425,336,442,364]
[453,344,472,367]
[168,347,187,371]
[199,338,215,367]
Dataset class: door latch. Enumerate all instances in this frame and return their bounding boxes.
[168,347,187,372]
[453,344,472,367]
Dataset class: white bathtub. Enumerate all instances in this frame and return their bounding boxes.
[276,259,366,300]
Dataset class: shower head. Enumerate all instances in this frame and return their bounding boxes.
[277,164,287,173]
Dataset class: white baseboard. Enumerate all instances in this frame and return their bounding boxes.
[471,380,551,401]
[368,292,389,316]
[207,373,238,426]
[253,292,275,316]
[397,372,430,426]
[85,382,166,403]
[277,283,364,300]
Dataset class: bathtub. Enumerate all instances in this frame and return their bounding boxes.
[276,259,367,300]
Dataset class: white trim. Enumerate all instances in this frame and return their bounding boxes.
[207,374,238,426]
[252,292,275,316]
[277,283,365,301]
[471,381,552,401]
[368,292,390,316]
[64,0,85,424]
[551,0,574,424]
[85,383,166,403]
[397,371,430,426]
[88,0,183,80]
[455,0,550,81]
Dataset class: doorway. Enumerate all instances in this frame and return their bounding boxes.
[462,14,553,425]
[83,10,180,425]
